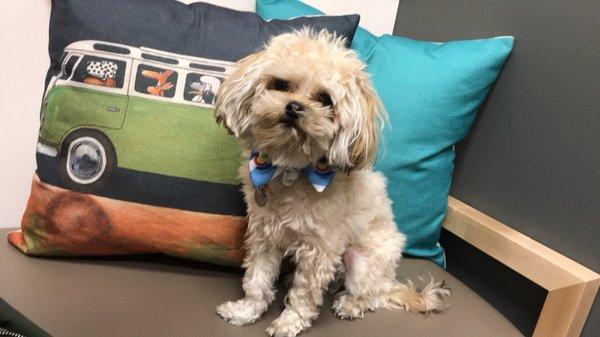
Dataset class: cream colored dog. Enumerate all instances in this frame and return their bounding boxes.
[215,29,449,337]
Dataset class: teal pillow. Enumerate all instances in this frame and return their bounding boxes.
[257,0,513,267]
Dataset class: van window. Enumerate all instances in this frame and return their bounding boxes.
[59,55,80,80]
[184,73,222,105]
[58,52,68,66]
[93,43,131,55]
[72,55,126,88]
[189,63,226,73]
[141,53,178,65]
[135,64,178,98]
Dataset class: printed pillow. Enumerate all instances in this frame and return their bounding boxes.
[8,0,359,266]
[257,0,514,267]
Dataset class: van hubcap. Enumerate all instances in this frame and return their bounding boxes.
[66,137,106,184]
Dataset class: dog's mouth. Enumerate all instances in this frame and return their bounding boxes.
[279,115,295,126]
[251,118,330,166]
[279,116,304,133]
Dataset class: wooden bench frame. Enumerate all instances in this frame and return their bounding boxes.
[443,197,600,337]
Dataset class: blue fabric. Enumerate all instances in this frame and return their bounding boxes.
[249,151,335,192]
[257,0,514,267]
[302,166,335,192]
[249,152,277,188]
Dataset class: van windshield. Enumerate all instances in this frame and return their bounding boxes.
[72,55,126,88]
[59,55,80,80]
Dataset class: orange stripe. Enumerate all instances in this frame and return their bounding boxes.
[13,175,246,266]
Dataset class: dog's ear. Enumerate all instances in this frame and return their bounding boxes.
[215,51,266,136]
[328,64,384,171]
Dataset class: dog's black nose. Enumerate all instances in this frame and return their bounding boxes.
[284,101,303,119]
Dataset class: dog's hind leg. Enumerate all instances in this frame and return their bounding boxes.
[333,223,450,319]
[332,223,402,319]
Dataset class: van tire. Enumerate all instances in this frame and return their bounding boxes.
[59,129,116,192]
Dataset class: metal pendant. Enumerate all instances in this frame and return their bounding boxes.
[282,169,300,187]
[255,186,268,207]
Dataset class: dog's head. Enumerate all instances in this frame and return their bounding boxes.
[215,28,384,171]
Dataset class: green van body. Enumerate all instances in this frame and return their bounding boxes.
[38,41,241,186]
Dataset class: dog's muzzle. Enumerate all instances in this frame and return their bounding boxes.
[280,101,303,125]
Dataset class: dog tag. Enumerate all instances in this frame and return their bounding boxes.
[255,186,268,207]
[282,169,300,187]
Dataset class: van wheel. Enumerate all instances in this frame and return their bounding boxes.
[59,130,116,190]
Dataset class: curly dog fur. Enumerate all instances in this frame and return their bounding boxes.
[214,29,450,337]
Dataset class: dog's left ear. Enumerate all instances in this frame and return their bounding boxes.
[215,51,266,137]
[328,64,384,171]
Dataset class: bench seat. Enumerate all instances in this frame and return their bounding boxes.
[0,228,522,337]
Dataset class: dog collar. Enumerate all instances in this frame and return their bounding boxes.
[249,150,335,192]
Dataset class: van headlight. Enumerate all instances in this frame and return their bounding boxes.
[37,142,58,157]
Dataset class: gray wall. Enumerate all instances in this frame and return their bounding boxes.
[393,0,600,336]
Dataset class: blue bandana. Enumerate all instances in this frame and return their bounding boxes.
[249,150,335,192]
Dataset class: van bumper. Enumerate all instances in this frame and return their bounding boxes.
[37,142,58,157]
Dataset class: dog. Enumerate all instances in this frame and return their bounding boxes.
[214,28,450,337]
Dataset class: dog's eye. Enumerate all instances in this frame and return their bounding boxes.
[268,78,291,92]
[314,91,333,107]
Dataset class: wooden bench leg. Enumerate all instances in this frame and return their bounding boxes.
[534,279,600,337]
[444,196,600,337]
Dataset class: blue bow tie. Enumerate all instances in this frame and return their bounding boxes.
[249,151,335,192]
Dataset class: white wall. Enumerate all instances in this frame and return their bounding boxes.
[0,1,51,229]
[0,0,397,228]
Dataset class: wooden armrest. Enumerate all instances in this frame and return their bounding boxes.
[443,196,600,337]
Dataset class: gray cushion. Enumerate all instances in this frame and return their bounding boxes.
[0,229,522,337]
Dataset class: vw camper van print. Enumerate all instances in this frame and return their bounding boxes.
[37,41,241,191]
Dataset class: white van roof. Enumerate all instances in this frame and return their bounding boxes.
[65,40,233,75]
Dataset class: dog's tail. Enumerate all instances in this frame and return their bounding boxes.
[386,276,451,313]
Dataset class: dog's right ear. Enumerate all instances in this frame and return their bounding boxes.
[215,51,266,137]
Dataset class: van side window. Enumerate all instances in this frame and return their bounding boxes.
[134,64,178,98]
[184,73,222,105]
[72,55,126,88]
[59,55,80,80]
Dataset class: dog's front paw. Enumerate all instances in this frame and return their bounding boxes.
[266,309,310,337]
[216,298,268,326]
[332,293,365,320]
